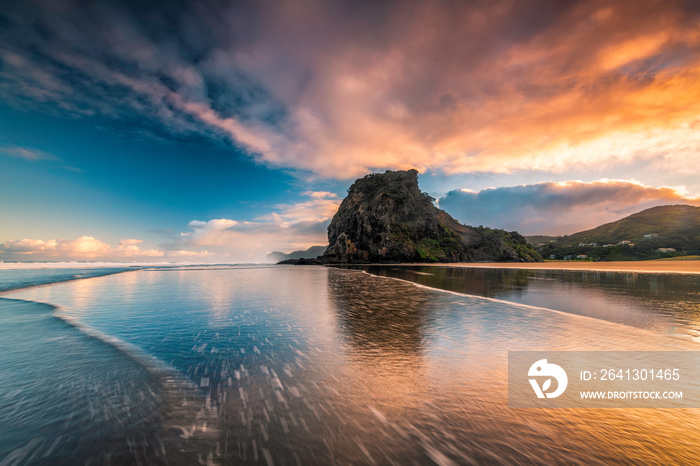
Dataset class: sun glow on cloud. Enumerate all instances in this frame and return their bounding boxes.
[174,191,340,261]
[0,236,169,260]
[0,192,340,263]
[0,235,216,261]
[0,235,219,261]
[1,0,699,180]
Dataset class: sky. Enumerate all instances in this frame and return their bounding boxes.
[1,0,699,262]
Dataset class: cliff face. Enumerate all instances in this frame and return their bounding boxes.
[324,170,541,263]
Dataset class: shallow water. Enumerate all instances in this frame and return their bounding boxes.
[2,265,700,464]
[0,267,134,293]
[0,298,172,464]
[356,265,700,340]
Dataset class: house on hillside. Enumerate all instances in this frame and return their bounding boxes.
[657,248,676,253]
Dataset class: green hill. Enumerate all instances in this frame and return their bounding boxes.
[524,235,559,245]
[540,205,700,261]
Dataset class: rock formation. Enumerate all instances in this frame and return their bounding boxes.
[322,170,541,263]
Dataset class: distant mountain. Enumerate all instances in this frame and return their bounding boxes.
[322,170,541,263]
[267,245,327,263]
[540,205,700,260]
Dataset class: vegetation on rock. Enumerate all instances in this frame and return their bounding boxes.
[322,170,541,263]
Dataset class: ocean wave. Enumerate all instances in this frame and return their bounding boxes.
[0,297,221,464]
[52,309,222,457]
[0,261,268,270]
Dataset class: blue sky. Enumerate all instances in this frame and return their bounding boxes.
[1,0,699,262]
[0,101,304,240]
[0,99,348,261]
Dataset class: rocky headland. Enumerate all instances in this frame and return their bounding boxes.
[281,170,541,264]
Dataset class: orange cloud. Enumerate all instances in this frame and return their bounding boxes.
[0,236,169,260]
[0,236,112,258]
[3,0,699,179]
[186,0,700,178]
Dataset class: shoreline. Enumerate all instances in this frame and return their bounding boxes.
[383,260,700,274]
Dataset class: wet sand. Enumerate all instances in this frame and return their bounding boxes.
[422,260,700,274]
[6,266,700,464]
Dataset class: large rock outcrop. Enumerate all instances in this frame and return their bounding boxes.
[323,170,541,263]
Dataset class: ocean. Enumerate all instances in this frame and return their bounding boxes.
[1,264,700,464]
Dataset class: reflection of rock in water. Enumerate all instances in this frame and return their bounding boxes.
[215,270,440,465]
[422,266,533,298]
[327,270,435,418]
[357,266,700,339]
[361,265,534,298]
[328,269,431,354]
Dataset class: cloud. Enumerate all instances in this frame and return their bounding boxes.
[1,0,699,178]
[166,249,214,258]
[258,191,341,224]
[438,179,700,235]
[0,238,60,254]
[0,191,340,263]
[0,145,60,161]
[0,235,175,260]
[118,239,143,246]
[115,238,164,257]
[175,217,328,262]
[172,191,340,261]
[1,236,112,258]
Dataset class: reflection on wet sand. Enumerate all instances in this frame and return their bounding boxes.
[218,268,700,464]
[329,269,431,354]
[7,266,700,464]
[357,265,700,339]
[329,270,434,431]
[325,269,700,465]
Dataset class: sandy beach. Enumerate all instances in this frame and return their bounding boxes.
[422,260,700,274]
